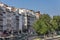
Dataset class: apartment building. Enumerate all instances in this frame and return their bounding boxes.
[0,3,40,34]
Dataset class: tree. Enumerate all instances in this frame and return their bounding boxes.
[33,19,48,35]
[33,14,58,38]
[53,16,60,31]
[53,16,60,35]
[33,14,51,39]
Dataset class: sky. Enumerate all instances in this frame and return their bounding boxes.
[0,0,60,16]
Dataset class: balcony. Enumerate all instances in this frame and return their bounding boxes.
[0,21,3,25]
[0,24,3,26]
[6,24,11,27]
[0,16,3,19]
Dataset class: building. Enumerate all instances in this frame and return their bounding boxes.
[0,2,40,34]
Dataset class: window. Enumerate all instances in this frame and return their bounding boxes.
[3,12,6,14]
[7,24,11,27]
[0,19,3,21]
[16,16,19,20]
[0,25,3,29]
[0,7,4,11]
[6,9,11,13]
[7,19,11,23]
[0,14,3,16]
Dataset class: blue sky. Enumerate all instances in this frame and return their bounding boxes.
[0,0,60,16]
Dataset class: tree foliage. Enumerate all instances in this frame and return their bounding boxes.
[33,14,59,35]
[53,16,60,31]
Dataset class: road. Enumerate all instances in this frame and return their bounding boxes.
[0,35,60,40]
